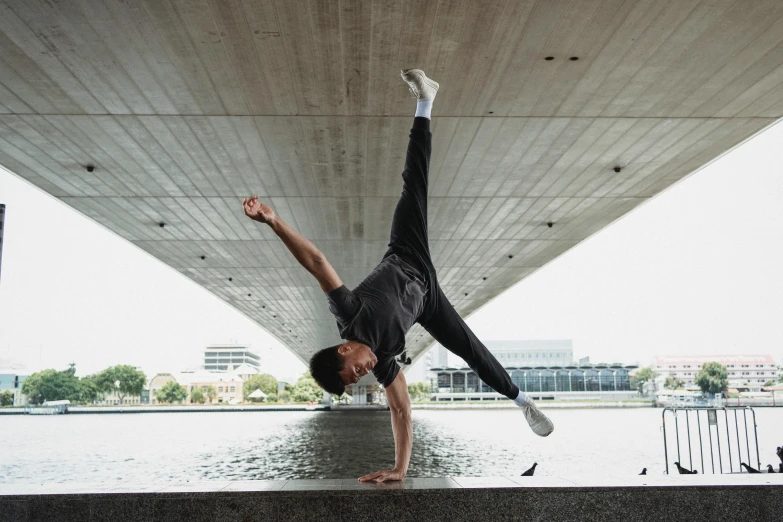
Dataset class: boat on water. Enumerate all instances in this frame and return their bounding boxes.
[24,400,70,415]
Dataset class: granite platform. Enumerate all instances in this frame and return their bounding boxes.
[2,474,782,522]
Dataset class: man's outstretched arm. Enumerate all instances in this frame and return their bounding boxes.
[243,195,342,292]
[359,370,412,482]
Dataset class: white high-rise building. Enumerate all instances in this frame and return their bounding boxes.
[203,345,260,372]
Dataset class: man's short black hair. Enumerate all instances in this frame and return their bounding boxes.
[309,344,346,396]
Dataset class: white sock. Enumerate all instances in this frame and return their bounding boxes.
[415,99,432,119]
[514,390,530,407]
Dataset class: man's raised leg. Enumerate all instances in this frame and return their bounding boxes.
[384,70,440,280]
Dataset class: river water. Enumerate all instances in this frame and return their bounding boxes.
[1,408,781,483]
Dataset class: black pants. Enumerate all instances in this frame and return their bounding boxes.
[382,117,520,400]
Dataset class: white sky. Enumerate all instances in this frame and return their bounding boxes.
[1,119,782,383]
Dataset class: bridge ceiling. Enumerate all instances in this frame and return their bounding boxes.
[1,0,781,365]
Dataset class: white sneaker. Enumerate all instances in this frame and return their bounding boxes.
[521,398,554,437]
[401,69,439,101]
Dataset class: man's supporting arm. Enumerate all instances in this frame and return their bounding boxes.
[359,371,412,482]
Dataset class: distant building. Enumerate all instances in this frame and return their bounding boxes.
[485,340,574,366]
[428,363,637,402]
[203,345,260,372]
[428,340,574,370]
[148,368,251,405]
[0,373,28,406]
[435,345,449,367]
[97,389,142,406]
[0,203,5,281]
[653,354,778,390]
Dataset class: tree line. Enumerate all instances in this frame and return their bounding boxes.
[20,364,146,405]
[155,372,326,404]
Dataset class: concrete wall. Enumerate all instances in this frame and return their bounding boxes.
[2,476,781,521]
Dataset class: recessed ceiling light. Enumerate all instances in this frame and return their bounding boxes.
[545,56,554,61]
[569,56,579,61]
[158,222,165,228]
[85,165,95,172]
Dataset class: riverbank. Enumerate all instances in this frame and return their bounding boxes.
[2,400,779,414]
[0,404,328,415]
[412,400,655,409]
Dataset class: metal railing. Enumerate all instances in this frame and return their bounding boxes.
[662,407,760,474]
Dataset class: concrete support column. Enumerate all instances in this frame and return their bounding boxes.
[353,385,367,405]
[322,392,331,407]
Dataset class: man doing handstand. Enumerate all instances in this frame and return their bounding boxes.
[242,69,554,483]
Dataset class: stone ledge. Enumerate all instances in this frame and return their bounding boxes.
[1,476,781,522]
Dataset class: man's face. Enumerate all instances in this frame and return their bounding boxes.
[338,343,377,385]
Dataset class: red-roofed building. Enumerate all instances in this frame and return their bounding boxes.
[653,355,778,390]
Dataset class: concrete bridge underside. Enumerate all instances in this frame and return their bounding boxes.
[1,0,782,372]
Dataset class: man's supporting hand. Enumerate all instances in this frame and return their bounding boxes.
[358,468,405,483]
[243,195,276,225]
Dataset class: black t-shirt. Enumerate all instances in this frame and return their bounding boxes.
[325,254,427,387]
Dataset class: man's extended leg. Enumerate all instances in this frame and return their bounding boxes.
[383,70,440,284]
[420,285,555,437]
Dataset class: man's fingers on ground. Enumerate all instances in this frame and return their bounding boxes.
[359,471,383,482]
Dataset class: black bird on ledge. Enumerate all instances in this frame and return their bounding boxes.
[741,462,761,474]
[639,468,647,475]
[674,462,697,474]
[521,463,537,476]
[766,465,776,473]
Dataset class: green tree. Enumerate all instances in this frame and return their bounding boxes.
[97,365,147,404]
[292,372,323,403]
[21,366,81,404]
[243,373,278,401]
[0,390,13,407]
[191,386,206,404]
[278,389,291,403]
[664,375,685,390]
[407,382,431,401]
[156,381,188,404]
[630,367,659,392]
[205,385,217,404]
[778,366,783,384]
[695,361,729,395]
[763,380,776,387]
[79,375,106,404]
